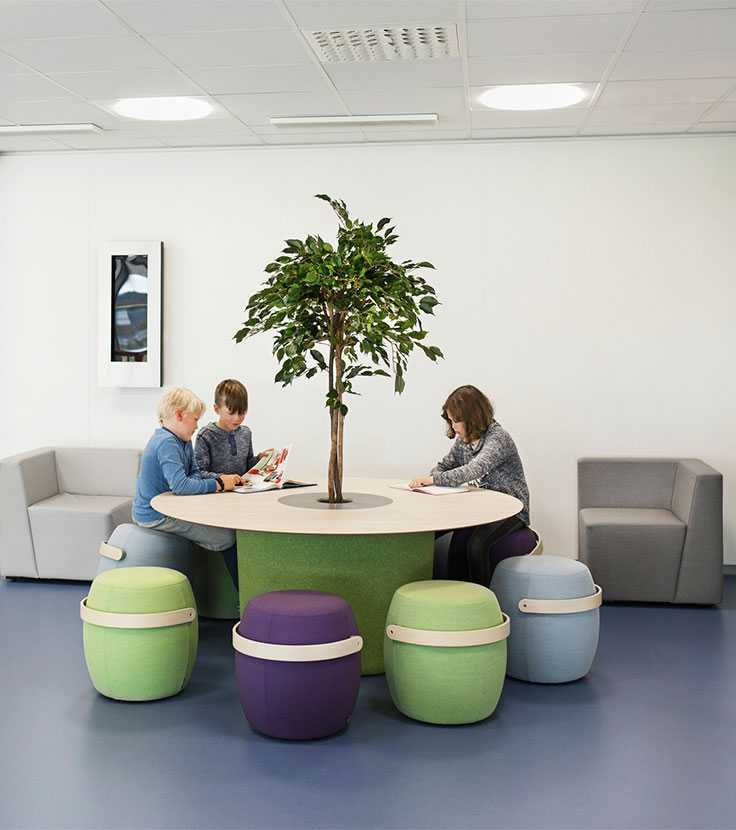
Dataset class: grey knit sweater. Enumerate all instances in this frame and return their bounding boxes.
[194,422,258,478]
[431,420,529,524]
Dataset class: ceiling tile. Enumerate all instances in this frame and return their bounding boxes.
[468,1,641,18]
[133,116,258,136]
[469,53,612,85]
[0,96,123,126]
[585,101,708,125]
[626,9,736,52]
[472,126,578,138]
[339,87,467,128]
[326,59,464,91]
[148,29,312,67]
[701,100,736,119]
[53,131,168,149]
[184,63,328,95]
[469,14,635,57]
[0,52,27,73]
[471,107,586,128]
[610,50,736,79]
[1,36,173,72]
[690,120,736,131]
[646,1,736,10]
[159,132,263,146]
[216,90,346,124]
[0,1,127,40]
[0,73,70,100]
[283,1,461,29]
[598,78,735,106]
[0,134,68,151]
[106,1,288,34]
[364,127,467,141]
[260,130,364,144]
[581,122,693,134]
[48,69,202,98]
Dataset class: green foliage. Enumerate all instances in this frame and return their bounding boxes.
[234,194,443,414]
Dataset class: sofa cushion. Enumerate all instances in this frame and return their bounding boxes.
[55,448,140,498]
[579,508,686,602]
[28,494,133,580]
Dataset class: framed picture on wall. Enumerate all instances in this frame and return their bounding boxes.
[98,240,163,388]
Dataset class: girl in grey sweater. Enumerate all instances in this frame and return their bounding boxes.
[409,385,530,586]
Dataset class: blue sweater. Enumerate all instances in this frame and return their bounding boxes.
[133,427,217,524]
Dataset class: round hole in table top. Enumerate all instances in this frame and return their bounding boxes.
[279,492,393,510]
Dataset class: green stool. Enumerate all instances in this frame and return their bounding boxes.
[81,567,198,701]
[384,580,509,725]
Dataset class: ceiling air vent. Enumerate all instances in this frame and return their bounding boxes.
[305,25,459,63]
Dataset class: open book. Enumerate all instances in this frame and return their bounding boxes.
[391,483,471,496]
[234,445,292,493]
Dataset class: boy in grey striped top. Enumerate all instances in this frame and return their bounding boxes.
[410,385,530,586]
[195,379,264,479]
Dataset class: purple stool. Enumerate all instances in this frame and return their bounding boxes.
[491,527,542,560]
[232,590,363,740]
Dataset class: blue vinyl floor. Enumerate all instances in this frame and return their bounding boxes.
[1,575,734,830]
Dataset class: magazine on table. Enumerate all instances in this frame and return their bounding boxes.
[391,483,471,496]
[234,445,292,493]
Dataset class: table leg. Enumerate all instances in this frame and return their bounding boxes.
[236,531,434,675]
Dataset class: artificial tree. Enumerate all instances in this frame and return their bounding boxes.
[234,194,442,503]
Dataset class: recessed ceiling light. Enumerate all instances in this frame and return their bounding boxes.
[478,84,588,111]
[111,97,213,121]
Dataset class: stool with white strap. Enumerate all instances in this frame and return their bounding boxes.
[233,590,363,740]
[384,580,510,725]
[81,566,199,701]
[491,554,603,683]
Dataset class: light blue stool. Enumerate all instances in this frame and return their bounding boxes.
[490,555,601,683]
[97,523,197,580]
[98,524,239,619]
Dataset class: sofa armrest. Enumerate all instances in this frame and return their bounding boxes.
[0,448,59,577]
[672,460,723,604]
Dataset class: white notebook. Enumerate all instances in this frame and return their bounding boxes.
[391,484,471,496]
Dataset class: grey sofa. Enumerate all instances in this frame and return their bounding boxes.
[0,447,141,580]
[578,458,723,605]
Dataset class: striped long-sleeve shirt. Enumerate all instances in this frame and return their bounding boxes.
[431,420,529,524]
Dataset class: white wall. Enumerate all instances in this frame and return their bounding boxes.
[1,136,734,563]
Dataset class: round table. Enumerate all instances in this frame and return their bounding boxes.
[153,479,522,674]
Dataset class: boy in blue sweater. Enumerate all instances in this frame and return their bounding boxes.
[133,387,241,585]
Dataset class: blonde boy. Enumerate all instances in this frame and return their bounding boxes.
[132,387,240,584]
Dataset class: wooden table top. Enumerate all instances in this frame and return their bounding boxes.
[152,478,523,536]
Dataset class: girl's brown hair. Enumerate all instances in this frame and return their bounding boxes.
[441,385,494,442]
[215,379,248,415]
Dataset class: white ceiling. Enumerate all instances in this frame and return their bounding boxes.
[0,0,735,151]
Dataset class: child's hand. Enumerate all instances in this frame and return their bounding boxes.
[409,476,434,489]
[220,474,241,492]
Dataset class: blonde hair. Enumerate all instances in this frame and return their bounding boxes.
[157,387,206,424]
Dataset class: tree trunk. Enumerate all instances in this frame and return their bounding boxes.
[334,350,344,502]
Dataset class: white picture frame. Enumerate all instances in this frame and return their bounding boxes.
[98,240,163,388]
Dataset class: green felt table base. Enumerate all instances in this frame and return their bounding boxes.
[236,531,434,675]
[191,548,240,620]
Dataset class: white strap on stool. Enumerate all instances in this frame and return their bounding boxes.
[80,598,196,629]
[530,530,543,556]
[518,585,602,615]
[98,542,124,561]
[385,614,510,648]
[232,624,363,662]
